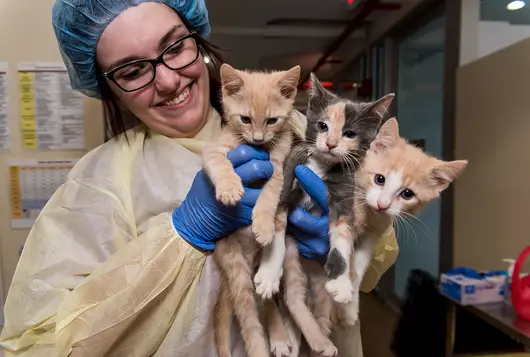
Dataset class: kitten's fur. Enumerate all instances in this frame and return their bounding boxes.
[334,117,469,326]
[277,74,394,356]
[203,63,300,357]
[283,117,468,356]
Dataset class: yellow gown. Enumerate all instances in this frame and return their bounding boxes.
[0,108,399,357]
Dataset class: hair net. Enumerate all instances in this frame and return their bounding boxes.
[52,0,211,99]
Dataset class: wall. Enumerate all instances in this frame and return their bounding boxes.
[0,0,105,299]
[478,21,530,59]
[454,37,530,270]
[459,0,530,66]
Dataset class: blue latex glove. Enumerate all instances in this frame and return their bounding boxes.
[173,145,274,251]
[287,165,330,261]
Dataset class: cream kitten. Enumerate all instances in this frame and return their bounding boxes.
[203,63,300,357]
[335,117,468,326]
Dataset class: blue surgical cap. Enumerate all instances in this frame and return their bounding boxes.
[52,0,210,99]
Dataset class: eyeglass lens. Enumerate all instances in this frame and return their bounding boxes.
[113,36,198,91]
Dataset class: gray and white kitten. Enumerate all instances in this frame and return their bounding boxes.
[275,74,394,355]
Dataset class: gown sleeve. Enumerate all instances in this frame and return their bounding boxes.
[0,144,206,357]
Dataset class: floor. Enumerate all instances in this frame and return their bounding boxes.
[360,292,400,357]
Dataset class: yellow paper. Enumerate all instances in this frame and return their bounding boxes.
[18,71,37,149]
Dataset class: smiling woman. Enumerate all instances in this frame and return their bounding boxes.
[95,3,223,138]
[0,1,399,356]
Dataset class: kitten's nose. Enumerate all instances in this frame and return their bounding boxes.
[377,201,390,211]
[326,142,337,150]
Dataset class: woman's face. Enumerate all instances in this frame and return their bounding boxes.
[97,2,210,138]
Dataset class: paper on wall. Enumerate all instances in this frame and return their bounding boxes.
[18,63,85,150]
[0,62,10,151]
[9,159,78,229]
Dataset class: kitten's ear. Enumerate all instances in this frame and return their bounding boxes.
[370,117,399,153]
[365,93,395,119]
[220,63,244,96]
[308,73,332,110]
[429,160,468,193]
[277,65,301,100]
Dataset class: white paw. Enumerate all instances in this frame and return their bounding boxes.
[338,294,360,327]
[254,266,282,299]
[270,339,291,357]
[325,276,354,304]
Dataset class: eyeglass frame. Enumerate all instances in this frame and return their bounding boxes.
[100,31,201,92]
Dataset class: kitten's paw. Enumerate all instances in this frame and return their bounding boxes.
[337,294,360,327]
[270,339,291,357]
[325,276,354,304]
[310,339,337,357]
[254,266,282,299]
[215,179,244,206]
[252,212,275,246]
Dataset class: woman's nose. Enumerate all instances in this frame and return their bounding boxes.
[154,64,180,94]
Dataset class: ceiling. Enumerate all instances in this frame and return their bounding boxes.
[481,0,530,25]
[206,0,408,82]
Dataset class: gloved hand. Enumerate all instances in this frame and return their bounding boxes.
[287,165,330,261]
[173,145,274,251]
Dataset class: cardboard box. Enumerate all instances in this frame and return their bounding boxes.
[440,272,506,305]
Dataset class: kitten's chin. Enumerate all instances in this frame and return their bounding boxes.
[315,150,341,163]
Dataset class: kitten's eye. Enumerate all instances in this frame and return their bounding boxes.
[374,174,385,185]
[318,122,328,132]
[240,116,251,124]
[266,117,278,125]
[401,189,415,200]
[343,130,355,138]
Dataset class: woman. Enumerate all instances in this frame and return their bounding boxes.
[0,1,398,356]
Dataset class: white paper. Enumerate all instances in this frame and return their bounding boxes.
[9,159,78,229]
[0,62,10,151]
[18,63,85,150]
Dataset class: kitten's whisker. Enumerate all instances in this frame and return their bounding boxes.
[399,214,419,246]
[400,211,431,236]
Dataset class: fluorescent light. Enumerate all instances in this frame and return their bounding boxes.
[507,1,526,10]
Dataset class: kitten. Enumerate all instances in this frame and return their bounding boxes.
[283,117,468,356]
[203,63,300,357]
[277,74,394,356]
[334,117,469,326]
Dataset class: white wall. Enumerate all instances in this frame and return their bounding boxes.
[460,0,530,66]
[478,21,530,59]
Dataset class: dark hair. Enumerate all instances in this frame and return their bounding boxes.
[97,10,224,141]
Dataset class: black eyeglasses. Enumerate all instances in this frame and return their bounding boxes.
[101,32,200,92]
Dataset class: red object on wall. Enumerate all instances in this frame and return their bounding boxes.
[301,80,334,89]
[511,246,530,321]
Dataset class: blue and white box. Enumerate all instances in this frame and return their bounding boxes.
[440,270,506,306]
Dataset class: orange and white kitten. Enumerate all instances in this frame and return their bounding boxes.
[282,117,468,357]
[203,63,300,357]
[335,117,469,327]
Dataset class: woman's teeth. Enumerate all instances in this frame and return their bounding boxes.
[160,86,190,106]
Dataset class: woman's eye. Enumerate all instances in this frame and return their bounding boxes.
[267,118,278,125]
[374,174,385,185]
[240,116,251,124]
[401,189,415,200]
[118,65,149,80]
[166,43,183,55]
[318,122,328,132]
[343,130,355,138]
